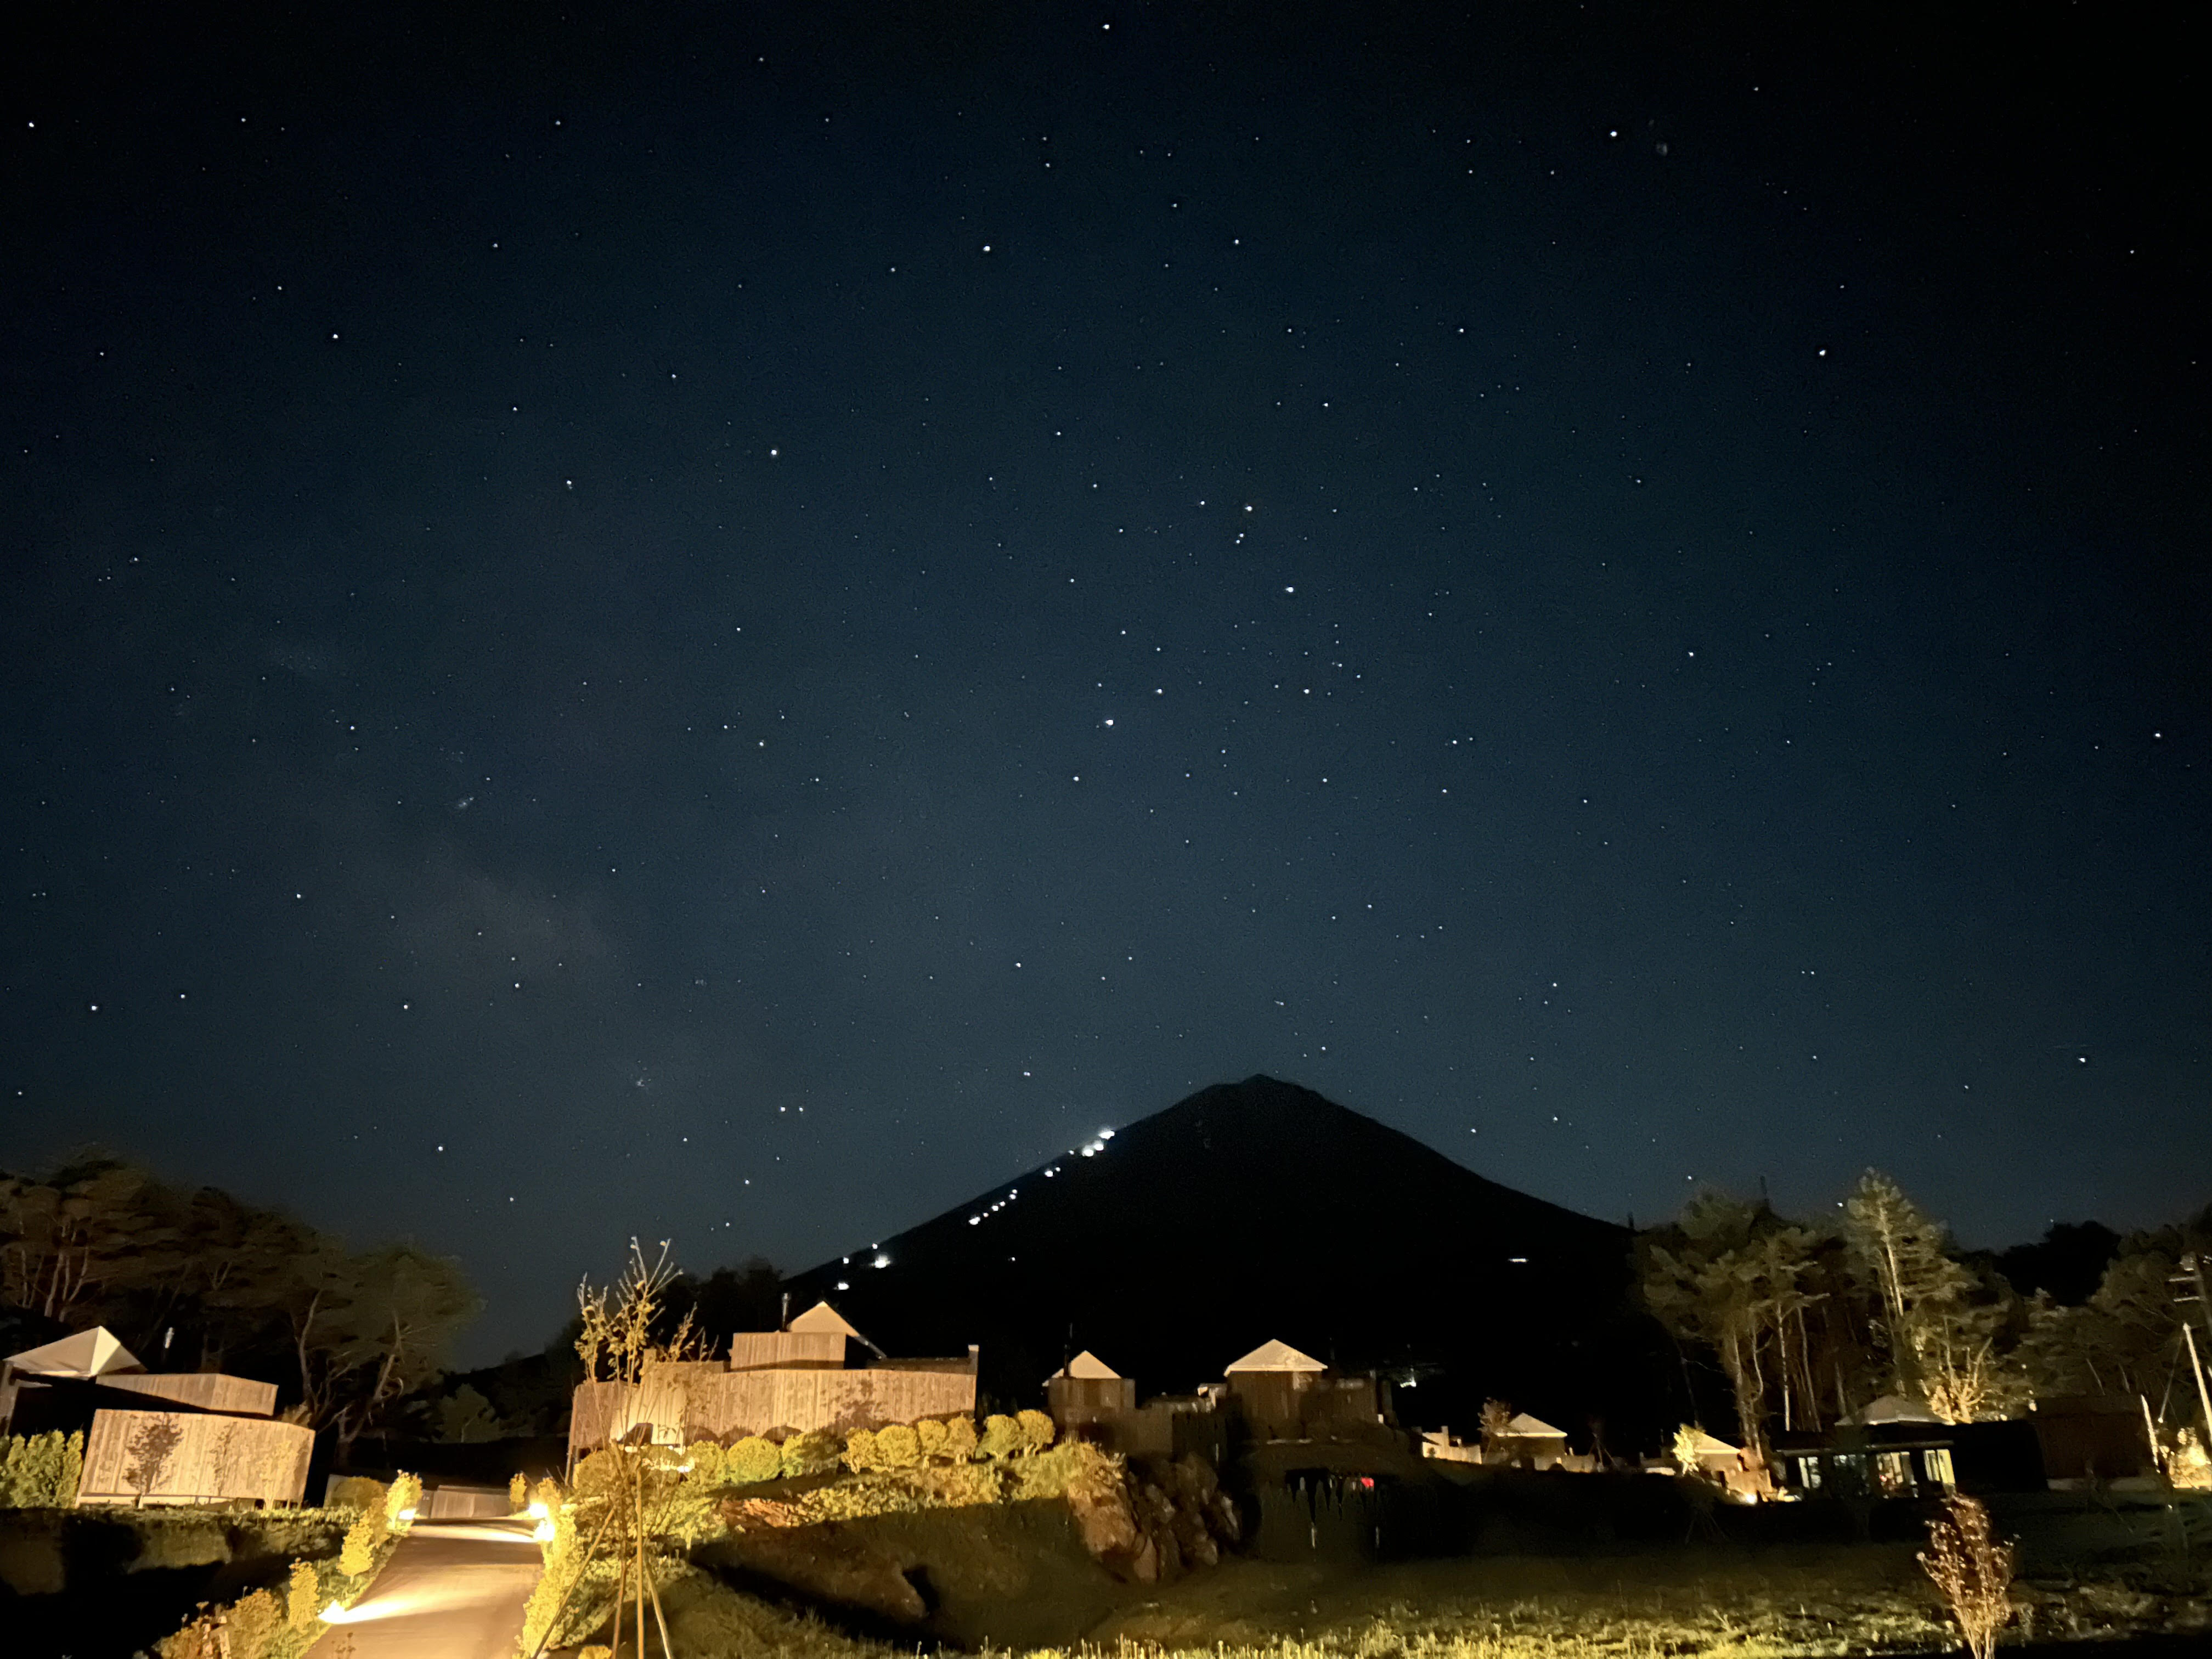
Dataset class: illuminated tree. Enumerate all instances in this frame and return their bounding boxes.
[1640,1190,1830,1482]
[1844,1171,2022,1421]
[574,1239,714,1384]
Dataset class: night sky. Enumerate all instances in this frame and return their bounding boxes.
[4,1,2204,1363]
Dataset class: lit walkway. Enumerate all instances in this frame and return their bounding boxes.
[304,1518,544,1659]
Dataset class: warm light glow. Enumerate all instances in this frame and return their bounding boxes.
[320,1602,351,1623]
[872,1253,891,1268]
[526,1500,550,1519]
[396,1506,417,1523]
[533,1519,556,1541]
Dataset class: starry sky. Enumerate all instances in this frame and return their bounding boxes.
[3,0,2205,1363]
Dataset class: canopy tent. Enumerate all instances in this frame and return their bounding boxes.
[1223,1338,1326,1375]
[1049,1349,1122,1381]
[4,1327,143,1378]
[1503,1412,1567,1438]
[1840,1393,1943,1426]
[787,1301,865,1339]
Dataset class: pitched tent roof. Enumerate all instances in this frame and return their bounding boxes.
[1680,1427,1741,1455]
[5,1327,144,1378]
[1841,1392,1943,1426]
[1223,1338,1326,1375]
[1503,1412,1567,1438]
[786,1301,865,1341]
[1051,1350,1122,1380]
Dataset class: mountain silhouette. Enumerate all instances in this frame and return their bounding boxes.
[782,1077,1656,1438]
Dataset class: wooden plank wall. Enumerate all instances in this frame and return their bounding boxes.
[685,1367,977,1442]
[103,1373,280,1417]
[76,1409,314,1506]
[569,1367,978,1457]
[726,1331,843,1371]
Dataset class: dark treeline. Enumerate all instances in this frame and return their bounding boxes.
[0,1157,785,1450]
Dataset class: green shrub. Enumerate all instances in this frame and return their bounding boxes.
[939,1415,978,1463]
[914,1459,1006,1508]
[131,1516,232,1570]
[287,1558,321,1630]
[1015,1409,1056,1454]
[327,1475,385,1513]
[386,1470,422,1528]
[840,1427,878,1472]
[339,1501,387,1575]
[874,1424,921,1468]
[916,1418,949,1460]
[682,1441,729,1487]
[726,1435,782,1485]
[226,1587,280,1659]
[779,1430,840,1478]
[978,1413,1022,1460]
[159,1611,222,1659]
[1012,1440,1122,1505]
[0,1431,84,1506]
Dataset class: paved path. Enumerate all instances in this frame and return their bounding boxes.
[306,1518,544,1659]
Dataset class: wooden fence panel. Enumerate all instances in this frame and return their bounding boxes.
[569,1367,978,1454]
[77,1410,314,1506]
[103,1373,280,1417]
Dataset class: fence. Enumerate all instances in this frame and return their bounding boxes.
[570,1362,978,1458]
[76,1409,314,1507]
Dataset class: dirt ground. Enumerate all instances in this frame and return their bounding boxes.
[1087,1543,1950,1652]
[682,1493,2212,1658]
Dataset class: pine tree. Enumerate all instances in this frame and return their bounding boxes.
[1844,1171,2021,1421]
[1640,1189,1828,1479]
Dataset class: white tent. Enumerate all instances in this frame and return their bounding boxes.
[1049,1349,1121,1381]
[1223,1338,1325,1375]
[1503,1412,1567,1439]
[1840,1393,1943,1426]
[787,1301,866,1340]
[4,1327,143,1378]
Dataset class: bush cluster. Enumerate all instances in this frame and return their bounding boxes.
[657,1412,1064,1498]
[325,1474,386,1512]
[0,1431,84,1507]
[158,1521,391,1659]
[338,1482,390,1575]
[385,1470,423,1528]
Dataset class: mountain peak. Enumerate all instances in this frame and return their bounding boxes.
[782,1079,1634,1426]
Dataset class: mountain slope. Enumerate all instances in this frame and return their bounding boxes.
[782,1077,1652,1434]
